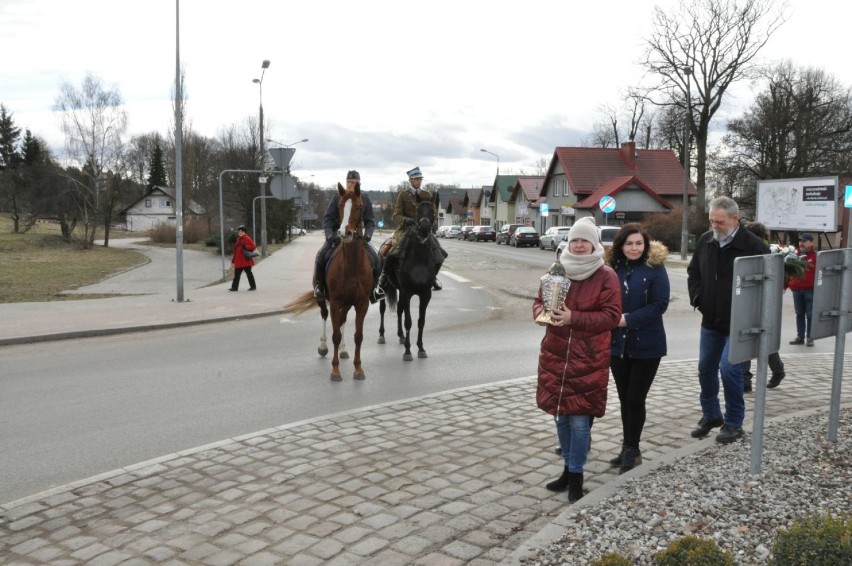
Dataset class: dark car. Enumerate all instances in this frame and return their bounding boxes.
[468,225,496,242]
[496,223,523,245]
[458,225,474,240]
[510,226,540,247]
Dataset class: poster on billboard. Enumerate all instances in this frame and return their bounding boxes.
[755,177,837,231]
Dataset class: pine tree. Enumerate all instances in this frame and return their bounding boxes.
[0,103,22,171]
[147,142,167,190]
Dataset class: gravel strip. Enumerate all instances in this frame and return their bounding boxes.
[529,408,852,565]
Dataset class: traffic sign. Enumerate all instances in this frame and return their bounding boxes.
[845,185,852,207]
[599,196,616,214]
[540,203,550,217]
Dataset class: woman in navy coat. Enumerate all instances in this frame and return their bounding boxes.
[606,224,669,474]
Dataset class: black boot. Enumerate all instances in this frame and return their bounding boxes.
[609,445,625,467]
[567,472,584,503]
[618,447,642,475]
[432,277,442,291]
[545,466,571,492]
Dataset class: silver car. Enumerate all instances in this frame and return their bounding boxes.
[539,226,571,251]
[556,225,620,259]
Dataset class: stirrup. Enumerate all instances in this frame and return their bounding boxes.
[432,278,442,291]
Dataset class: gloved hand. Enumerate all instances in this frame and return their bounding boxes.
[327,233,341,244]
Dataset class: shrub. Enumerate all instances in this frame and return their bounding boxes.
[770,514,852,566]
[653,535,734,566]
[148,223,176,243]
[146,219,210,244]
[591,552,633,565]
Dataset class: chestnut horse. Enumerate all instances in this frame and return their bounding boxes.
[377,196,439,361]
[283,182,374,381]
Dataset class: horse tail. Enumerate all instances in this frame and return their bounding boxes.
[283,290,319,315]
[385,283,398,311]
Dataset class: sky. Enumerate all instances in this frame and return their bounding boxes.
[2,0,851,191]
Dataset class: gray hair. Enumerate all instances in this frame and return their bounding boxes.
[709,196,739,217]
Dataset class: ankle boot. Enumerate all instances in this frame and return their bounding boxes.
[567,472,584,503]
[618,447,642,474]
[545,466,571,492]
[609,445,625,467]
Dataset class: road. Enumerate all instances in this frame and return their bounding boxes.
[0,237,839,504]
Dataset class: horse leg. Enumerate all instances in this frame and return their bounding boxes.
[396,301,405,345]
[417,292,431,359]
[352,305,367,380]
[329,306,343,381]
[400,292,414,362]
[377,297,386,344]
[339,321,349,359]
[318,300,329,357]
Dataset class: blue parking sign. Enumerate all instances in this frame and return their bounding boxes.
[540,203,549,217]
[845,185,852,208]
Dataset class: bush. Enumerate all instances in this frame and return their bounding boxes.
[770,514,852,566]
[643,204,709,254]
[146,219,210,244]
[591,552,633,565]
[653,535,734,566]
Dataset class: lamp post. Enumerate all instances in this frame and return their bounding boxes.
[253,59,270,256]
[480,148,500,176]
[267,138,309,148]
[680,65,693,261]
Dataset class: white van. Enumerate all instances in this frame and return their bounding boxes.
[556,225,620,259]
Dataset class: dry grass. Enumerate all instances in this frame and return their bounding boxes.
[0,217,148,303]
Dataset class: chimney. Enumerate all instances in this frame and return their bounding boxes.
[621,140,636,168]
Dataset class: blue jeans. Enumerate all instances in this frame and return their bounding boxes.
[555,415,591,473]
[697,326,746,428]
[791,289,813,339]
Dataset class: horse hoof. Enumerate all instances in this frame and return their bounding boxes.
[353,371,366,380]
[377,336,386,344]
[418,351,428,359]
[403,353,413,362]
[318,347,328,357]
[340,351,349,359]
[330,373,342,382]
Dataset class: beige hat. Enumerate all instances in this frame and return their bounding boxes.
[567,217,601,251]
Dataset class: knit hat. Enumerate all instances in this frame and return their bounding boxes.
[567,217,601,251]
[407,166,423,179]
[346,170,360,180]
[799,233,814,242]
[237,225,247,232]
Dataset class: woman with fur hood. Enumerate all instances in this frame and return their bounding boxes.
[605,223,670,474]
[533,217,621,503]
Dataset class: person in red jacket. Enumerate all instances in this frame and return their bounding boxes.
[229,225,257,291]
[788,233,817,346]
[533,217,621,503]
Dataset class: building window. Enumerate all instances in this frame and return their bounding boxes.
[145,199,152,208]
[160,199,171,208]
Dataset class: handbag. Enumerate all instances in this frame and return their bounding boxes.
[242,248,258,259]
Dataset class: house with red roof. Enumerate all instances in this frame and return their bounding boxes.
[508,176,546,228]
[539,141,695,231]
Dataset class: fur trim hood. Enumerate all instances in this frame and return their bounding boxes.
[605,240,669,268]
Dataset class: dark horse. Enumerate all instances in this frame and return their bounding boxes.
[283,182,373,381]
[378,195,440,361]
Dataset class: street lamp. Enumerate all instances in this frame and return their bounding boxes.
[680,65,693,261]
[480,148,500,176]
[253,59,270,257]
[267,138,309,148]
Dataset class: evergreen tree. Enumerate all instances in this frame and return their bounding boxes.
[147,141,167,190]
[0,103,22,171]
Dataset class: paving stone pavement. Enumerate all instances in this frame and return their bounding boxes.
[1,353,848,565]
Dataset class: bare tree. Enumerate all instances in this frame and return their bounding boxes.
[54,73,128,246]
[642,0,787,210]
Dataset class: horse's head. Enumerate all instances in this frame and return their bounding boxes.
[337,182,364,241]
[414,192,437,237]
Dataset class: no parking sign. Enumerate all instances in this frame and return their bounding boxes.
[599,196,616,214]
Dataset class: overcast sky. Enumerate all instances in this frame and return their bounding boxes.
[2,0,850,190]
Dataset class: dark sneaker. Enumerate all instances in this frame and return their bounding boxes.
[806,337,814,347]
[767,373,785,389]
[248,287,257,291]
[715,424,744,444]
[690,416,724,438]
[744,377,753,393]
[789,337,805,345]
[228,288,238,292]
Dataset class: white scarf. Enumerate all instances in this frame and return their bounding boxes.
[559,248,604,281]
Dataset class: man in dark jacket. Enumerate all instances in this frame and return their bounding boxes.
[687,196,770,444]
[312,170,380,302]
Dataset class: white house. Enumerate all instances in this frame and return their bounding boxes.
[121,186,205,232]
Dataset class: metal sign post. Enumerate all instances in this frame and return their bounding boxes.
[811,248,852,442]
[729,254,783,474]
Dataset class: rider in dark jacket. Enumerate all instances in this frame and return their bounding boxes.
[312,170,380,301]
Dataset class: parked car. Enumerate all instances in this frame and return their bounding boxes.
[436,226,448,238]
[458,225,474,240]
[468,225,496,242]
[555,225,620,259]
[510,226,540,247]
[496,223,523,245]
[445,225,461,239]
[539,226,571,251]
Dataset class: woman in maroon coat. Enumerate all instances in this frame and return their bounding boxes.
[533,217,621,502]
[229,225,257,291]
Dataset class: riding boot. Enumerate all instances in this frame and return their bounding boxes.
[312,249,326,301]
[432,278,442,291]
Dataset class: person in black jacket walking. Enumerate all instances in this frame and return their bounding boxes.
[687,197,770,444]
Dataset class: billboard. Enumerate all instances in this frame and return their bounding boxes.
[755,176,837,231]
